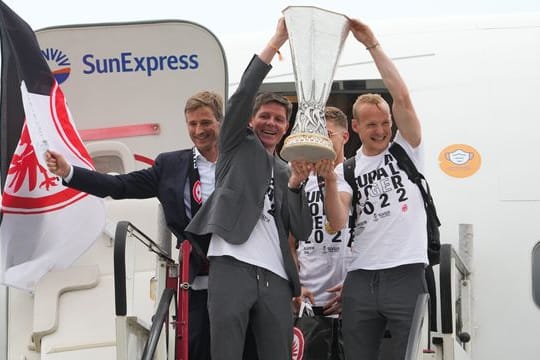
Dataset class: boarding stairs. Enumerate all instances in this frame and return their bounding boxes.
[12,213,475,360]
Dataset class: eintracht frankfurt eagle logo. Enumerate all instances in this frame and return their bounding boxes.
[292,326,305,360]
[192,180,202,204]
[1,82,92,214]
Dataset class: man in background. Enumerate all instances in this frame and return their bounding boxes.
[291,106,352,359]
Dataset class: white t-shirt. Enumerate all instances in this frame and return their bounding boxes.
[335,133,428,270]
[208,173,288,280]
[297,173,353,305]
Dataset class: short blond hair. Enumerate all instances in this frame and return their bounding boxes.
[352,93,390,120]
[324,106,347,129]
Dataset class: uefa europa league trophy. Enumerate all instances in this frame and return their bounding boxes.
[280,6,350,162]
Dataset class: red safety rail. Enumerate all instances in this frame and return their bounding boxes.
[178,241,191,359]
[164,240,191,359]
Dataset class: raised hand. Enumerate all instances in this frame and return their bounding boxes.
[349,18,377,48]
[314,158,336,182]
[289,160,313,189]
[45,150,71,178]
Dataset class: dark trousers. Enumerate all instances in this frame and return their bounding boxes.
[208,256,293,360]
[189,289,210,360]
[341,263,427,360]
[187,288,259,360]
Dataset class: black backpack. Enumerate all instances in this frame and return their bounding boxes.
[343,142,441,265]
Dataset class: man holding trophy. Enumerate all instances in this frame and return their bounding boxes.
[323,18,429,360]
[282,6,428,360]
[185,16,313,360]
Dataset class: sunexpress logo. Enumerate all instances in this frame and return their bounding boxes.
[41,48,71,84]
[81,51,199,77]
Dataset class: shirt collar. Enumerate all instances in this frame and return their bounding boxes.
[193,147,215,165]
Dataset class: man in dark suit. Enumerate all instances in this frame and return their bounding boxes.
[185,18,313,360]
[46,90,223,360]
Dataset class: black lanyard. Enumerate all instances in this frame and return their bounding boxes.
[188,148,202,218]
[317,175,325,199]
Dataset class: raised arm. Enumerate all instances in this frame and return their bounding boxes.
[350,19,421,147]
[316,159,351,231]
[45,150,160,199]
[219,17,288,154]
[259,17,288,65]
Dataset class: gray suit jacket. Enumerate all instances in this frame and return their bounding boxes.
[186,55,312,296]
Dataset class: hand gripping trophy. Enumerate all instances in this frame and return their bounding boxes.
[280,6,350,162]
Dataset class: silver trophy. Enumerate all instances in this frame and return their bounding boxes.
[280,6,350,162]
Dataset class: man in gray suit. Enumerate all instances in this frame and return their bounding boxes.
[186,17,312,360]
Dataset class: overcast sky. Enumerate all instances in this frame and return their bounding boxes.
[4,0,540,40]
[3,0,540,86]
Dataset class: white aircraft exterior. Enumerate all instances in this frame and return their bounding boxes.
[1,11,540,360]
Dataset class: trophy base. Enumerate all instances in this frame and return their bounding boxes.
[280,133,336,162]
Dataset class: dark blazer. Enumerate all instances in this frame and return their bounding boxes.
[68,149,213,359]
[185,55,312,296]
[67,149,208,276]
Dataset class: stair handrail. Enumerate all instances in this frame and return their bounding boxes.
[440,244,471,335]
[404,293,430,360]
[141,288,176,360]
[113,220,175,316]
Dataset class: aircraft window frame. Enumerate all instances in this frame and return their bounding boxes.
[533,242,540,308]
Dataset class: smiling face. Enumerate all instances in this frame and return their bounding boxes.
[186,106,220,161]
[352,102,392,156]
[250,101,289,153]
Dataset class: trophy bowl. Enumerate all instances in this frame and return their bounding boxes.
[281,134,336,162]
[280,104,336,162]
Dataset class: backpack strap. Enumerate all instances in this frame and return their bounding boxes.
[389,142,440,226]
[343,157,358,246]
[389,142,441,330]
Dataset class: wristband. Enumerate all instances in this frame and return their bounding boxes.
[365,42,379,50]
[269,43,283,61]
